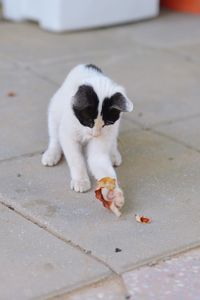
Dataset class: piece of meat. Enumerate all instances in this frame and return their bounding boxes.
[95,177,122,217]
[135,214,152,223]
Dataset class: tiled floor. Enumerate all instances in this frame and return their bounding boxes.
[0,10,200,300]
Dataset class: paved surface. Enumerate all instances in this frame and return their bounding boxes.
[56,248,200,300]
[0,10,200,300]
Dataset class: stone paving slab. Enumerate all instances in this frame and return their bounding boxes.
[0,129,200,274]
[155,115,200,152]
[0,203,110,300]
[1,13,200,66]
[0,66,56,161]
[129,11,200,48]
[102,50,200,127]
[123,247,200,300]
[173,43,200,63]
[0,21,134,65]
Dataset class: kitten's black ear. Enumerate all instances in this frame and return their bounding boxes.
[110,92,133,112]
[73,84,98,110]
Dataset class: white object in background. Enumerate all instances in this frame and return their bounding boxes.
[2,0,159,32]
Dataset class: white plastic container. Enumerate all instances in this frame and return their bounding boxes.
[2,0,159,32]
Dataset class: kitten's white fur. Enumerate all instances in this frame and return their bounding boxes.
[42,64,133,208]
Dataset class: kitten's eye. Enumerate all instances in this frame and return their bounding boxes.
[105,120,114,126]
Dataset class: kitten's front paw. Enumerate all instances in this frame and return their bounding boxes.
[70,178,91,193]
[108,187,124,209]
[42,149,62,166]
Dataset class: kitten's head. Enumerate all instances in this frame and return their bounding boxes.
[72,78,133,137]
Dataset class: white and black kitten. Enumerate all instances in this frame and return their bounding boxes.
[42,64,133,208]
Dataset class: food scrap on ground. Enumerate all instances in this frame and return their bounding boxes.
[115,248,122,253]
[7,91,16,97]
[135,214,152,224]
[95,177,121,217]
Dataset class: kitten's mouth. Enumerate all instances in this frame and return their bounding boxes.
[92,128,101,137]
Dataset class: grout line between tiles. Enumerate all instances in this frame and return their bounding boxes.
[150,113,200,127]
[121,241,200,275]
[126,112,200,129]
[129,37,200,64]
[0,150,44,164]
[152,128,200,154]
[161,47,200,66]
[0,199,117,276]
[35,274,129,300]
[26,50,111,66]
[27,66,60,87]
[125,118,200,154]
[1,112,200,165]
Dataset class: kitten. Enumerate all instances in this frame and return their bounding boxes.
[42,64,133,209]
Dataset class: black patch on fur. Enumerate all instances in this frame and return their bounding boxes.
[101,92,128,126]
[73,85,99,128]
[86,64,102,73]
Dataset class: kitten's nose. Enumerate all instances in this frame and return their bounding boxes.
[92,117,104,137]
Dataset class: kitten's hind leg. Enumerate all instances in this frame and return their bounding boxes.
[42,106,62,167]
